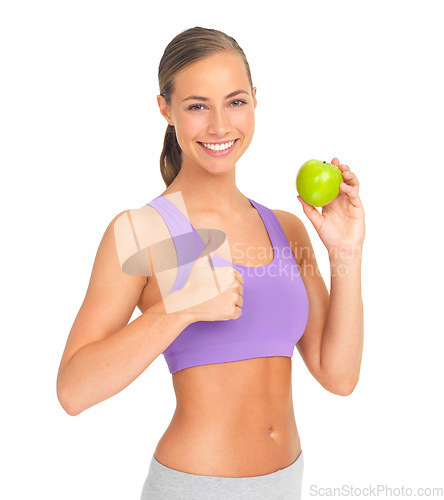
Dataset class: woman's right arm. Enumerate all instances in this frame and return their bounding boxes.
[56,210,196,416]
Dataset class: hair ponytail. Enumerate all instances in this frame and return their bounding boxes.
[160,124,182,187]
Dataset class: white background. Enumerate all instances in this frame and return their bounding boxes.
[1,0,443,498]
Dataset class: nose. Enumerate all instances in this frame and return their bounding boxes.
[207,106,231,137]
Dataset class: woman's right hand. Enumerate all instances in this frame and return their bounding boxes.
[164,230,244,322]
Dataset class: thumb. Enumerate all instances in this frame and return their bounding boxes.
[297,195,324,231]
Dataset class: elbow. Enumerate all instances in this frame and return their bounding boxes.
[57,390,82,416]
[333,378,359,397]
[57,379,83,416]
[334,383,357,397]
[63,403,83,417]
[62,405,81,417]
[321,376,359,397]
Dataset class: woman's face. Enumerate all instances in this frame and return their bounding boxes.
[158,51,257,173]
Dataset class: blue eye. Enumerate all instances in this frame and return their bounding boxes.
[188,99,247,111]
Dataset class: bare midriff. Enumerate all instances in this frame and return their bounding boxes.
[154,356,302,478]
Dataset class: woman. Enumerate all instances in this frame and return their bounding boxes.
[56,26,365,499]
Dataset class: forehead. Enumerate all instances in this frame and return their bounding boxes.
[173,52,249,98]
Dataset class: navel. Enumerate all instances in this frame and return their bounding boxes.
[268,427,275,439]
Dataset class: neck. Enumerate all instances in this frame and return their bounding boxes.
[163,162,248,212]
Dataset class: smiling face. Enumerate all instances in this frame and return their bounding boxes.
[157,50,257,174]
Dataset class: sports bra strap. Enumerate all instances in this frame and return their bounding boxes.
[147,195,202,293]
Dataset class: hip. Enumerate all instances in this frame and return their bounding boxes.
[153,412,302,477]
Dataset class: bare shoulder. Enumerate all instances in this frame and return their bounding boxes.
[271,209,305,235]
[271,209,312,266]
[112,204,171,243]
[112,204,176,274]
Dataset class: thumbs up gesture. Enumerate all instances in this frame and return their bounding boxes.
[164,230,244,322]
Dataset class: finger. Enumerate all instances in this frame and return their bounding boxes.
[337,164,348,175]
[331,157,340,166]
[340,181,355,193]
[342,170,359,188]
[235,269,244,285]
[224,266,244,285]
[339,182,361,205]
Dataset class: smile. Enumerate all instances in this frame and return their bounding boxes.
[197,139,239,156]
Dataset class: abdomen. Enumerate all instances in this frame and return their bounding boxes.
[154,356,302,477]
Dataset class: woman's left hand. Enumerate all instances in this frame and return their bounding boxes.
[297,157,365,259]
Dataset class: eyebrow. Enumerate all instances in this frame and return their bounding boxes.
[182,90,249,102]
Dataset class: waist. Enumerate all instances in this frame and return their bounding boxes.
[155,401,301,477]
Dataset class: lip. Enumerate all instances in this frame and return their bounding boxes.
[197,139,239,157]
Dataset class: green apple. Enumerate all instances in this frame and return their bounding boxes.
[296,159,344,207]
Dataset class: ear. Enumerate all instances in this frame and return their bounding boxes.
[157,95,174,126]
[252,87,257,110]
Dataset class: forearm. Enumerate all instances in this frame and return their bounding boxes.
[320,252,364,394]
[57,298,195,415]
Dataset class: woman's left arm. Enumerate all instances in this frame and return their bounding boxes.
[297,157,365,396]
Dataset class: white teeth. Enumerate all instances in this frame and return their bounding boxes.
[202,140,236,151]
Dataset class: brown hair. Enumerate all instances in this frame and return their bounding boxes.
[158,27,254,187]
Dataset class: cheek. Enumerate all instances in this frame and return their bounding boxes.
[176,115,201,141]
[238,110,255,136]
[236,108,254,126]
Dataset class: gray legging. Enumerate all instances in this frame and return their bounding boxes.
[140,450,304,499]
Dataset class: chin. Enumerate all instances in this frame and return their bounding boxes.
[203,162,236,174]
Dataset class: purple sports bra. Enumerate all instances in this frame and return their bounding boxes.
[146,194,309,374]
